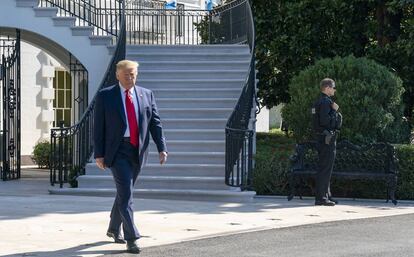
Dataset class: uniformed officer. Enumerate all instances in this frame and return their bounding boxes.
[311,78,342,206]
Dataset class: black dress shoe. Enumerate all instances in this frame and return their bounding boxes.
[106,231,126,244]
[328,197,338,204]
[315,200,336,206]
[126,240,141,254]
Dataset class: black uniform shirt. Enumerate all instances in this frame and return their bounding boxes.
[313,93,339,133]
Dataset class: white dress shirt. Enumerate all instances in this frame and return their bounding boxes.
[119,83,139,137]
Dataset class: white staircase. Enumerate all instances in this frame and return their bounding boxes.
[1,0,257,202]
[0,0,114,94]
[52,45,256,202]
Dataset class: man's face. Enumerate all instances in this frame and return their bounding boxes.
[327,85,336,96]
[116,67,137,89]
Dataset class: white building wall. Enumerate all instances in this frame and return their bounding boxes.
[179,0,202,9]
[20,41,62,158]
[270,104,283,129]
[256,106,269,132]
[256,104,284,132]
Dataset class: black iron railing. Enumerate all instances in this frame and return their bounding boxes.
[125,0,166,9]
[123,0,248,45]
[125,4,205,45]
[69,54,89,123]
[224,0,256,190]
[0,31,21,181]
[50,2,126,187]
[39,0,124,38]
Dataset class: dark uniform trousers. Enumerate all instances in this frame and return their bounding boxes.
[107,140,141,241]
[315,134,336,201]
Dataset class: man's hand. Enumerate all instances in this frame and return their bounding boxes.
[95,157,106,170]
[159,151,168,165]
[331,102,339,111]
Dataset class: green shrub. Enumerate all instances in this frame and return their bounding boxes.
[69,165,82,188]
[253,132,414,200]
[395,144,414,200]
[194,16,232,44]
[253,130,295,195]
[32,141,51,169]
[282,55,410,144]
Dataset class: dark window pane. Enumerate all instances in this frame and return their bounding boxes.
[53,71,58,89]
[57,90,64,108]
[53,89,57,108]
[56,109,63,126]
[64,109,71,126]
[66,90,72,108]
[57,71,65,89]
[66,72,72,90]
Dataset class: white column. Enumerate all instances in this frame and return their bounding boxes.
[40,57,55,140]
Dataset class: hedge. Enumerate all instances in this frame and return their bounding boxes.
[282,56,410,144]
[253,131,414,200]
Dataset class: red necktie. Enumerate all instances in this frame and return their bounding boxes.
[125,90,139,147]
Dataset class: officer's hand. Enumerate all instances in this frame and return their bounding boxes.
[96,158,106,170]
[159,151,168,165]
[332,102,339,111]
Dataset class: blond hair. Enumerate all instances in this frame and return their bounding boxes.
[116,60,139,71]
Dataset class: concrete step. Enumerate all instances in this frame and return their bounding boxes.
[152,88,241,98]
[86,163,225,177]
[139,79,244,89]
[159,108,233,119]
[128,52,251,61]
[89,35,113,45]
[123,44,250,54]
[148,140,224,152]
[137,60,250,71]
[78,175,229,190]
[157,98,237,108]
[139,70,247,80]
[52,16,76,27]
[147,151,224,165]
[49,188,256,202]
[16,0,39,7]
[164,129,224,140]
[71,26,94,36]
[162,118,227,129]
[33,7,58,17]
[141,164,224,177]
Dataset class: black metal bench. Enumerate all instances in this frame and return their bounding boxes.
[287,140,398,205]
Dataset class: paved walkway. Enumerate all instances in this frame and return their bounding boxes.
[1,169,414,257]
[124,214,414,257]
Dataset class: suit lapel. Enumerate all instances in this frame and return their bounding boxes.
[112,85,127,125]
[134,85,144,148]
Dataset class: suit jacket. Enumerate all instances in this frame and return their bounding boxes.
[93,84,167,169]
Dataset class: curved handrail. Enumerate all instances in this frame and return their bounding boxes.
[224,0,256,189]
[50,2,126,187]
[39,0,124,36]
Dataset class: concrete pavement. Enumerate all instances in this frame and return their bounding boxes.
[1,169,414,257]
[130,214,414,257]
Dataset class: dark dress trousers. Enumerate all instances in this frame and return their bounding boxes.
[94,84,167,240]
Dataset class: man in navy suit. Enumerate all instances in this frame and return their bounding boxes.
[94,60,168,254]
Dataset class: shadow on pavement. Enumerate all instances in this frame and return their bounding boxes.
[0,169,410,221]
[1,241,126,257]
